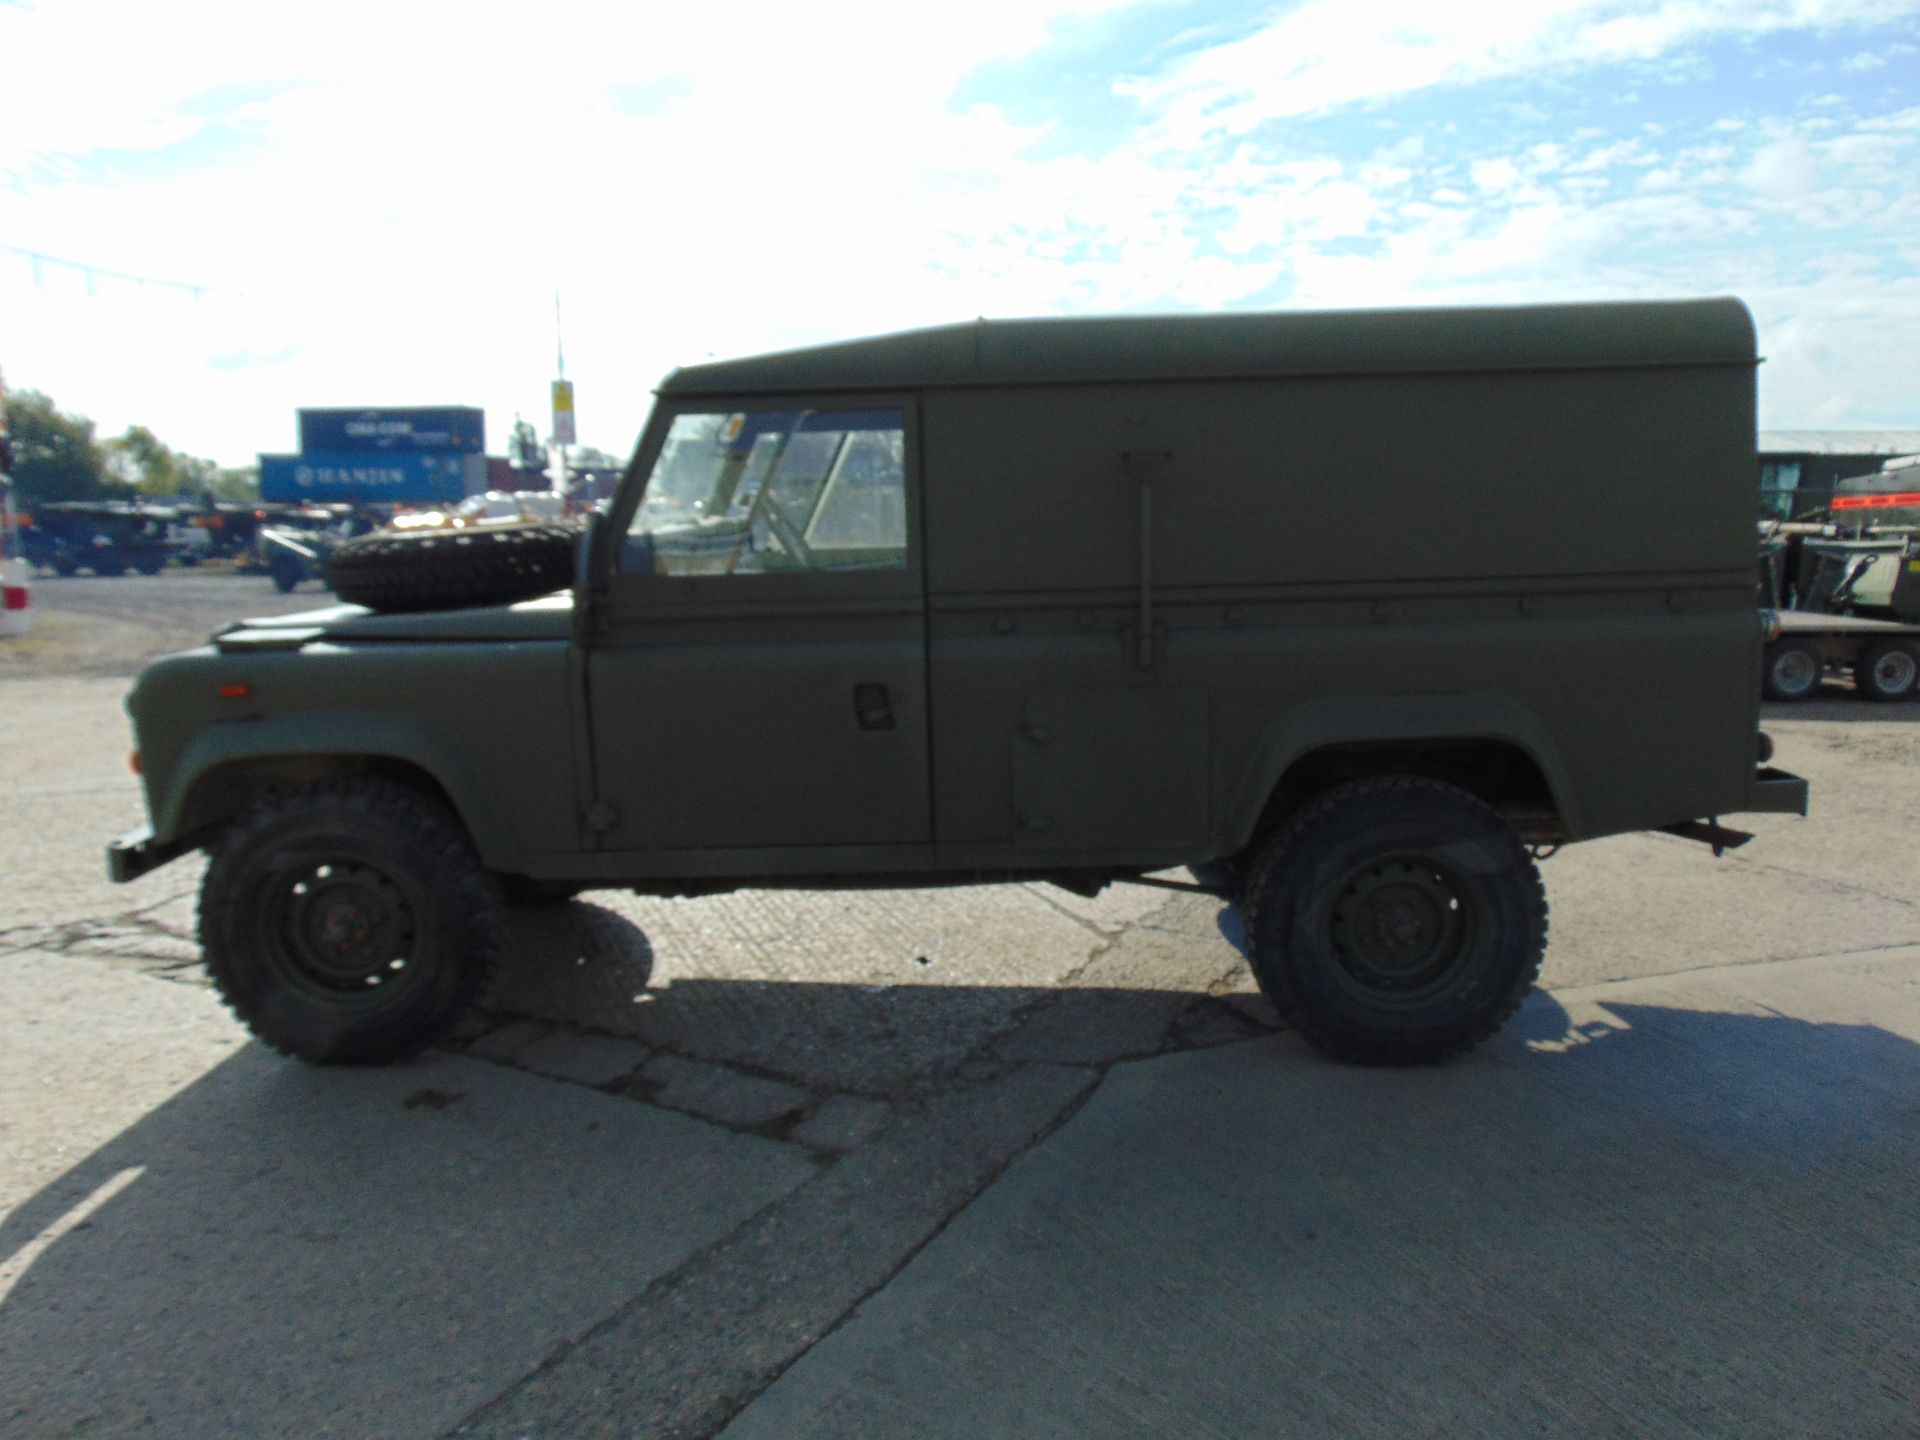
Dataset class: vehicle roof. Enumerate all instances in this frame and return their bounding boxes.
[659,297,1756,397]
[1759,430,1920,457]
[1837,462,1920,492]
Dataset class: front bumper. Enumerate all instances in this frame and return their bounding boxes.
[106,825,195,884]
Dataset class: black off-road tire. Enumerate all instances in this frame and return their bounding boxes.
[329,523,579,613]
[1762,638,1823,701]
[1855,638,1919,703]
[199,778,502,1063]
[1242,777,1547,1065]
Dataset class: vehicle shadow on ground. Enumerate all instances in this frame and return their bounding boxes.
[1765,687,1920,722]
[487,898,1273,1095]
[4,938,1917,1437]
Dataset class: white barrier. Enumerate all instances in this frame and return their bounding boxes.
[0,556,32,637]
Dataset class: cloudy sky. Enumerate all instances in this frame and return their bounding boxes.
[2,0,1917,466]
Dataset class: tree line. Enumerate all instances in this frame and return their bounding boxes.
[3,389,258,507]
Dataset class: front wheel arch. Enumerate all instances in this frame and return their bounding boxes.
[153,717,524,869]
[174,753,488,862]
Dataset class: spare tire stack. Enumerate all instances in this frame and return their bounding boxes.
[330,523,581,613]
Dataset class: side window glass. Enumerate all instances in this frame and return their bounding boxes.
[625,408,906,576]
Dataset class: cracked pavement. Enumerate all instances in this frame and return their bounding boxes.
[4,576,1919,1438]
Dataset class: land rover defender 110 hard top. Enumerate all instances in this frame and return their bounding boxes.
[110,298,1807,1066]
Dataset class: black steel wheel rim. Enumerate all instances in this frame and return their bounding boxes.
[261,856,421,1005]
[1325,853,1477,1009]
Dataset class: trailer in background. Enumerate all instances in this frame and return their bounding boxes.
[1760,455,1920,702]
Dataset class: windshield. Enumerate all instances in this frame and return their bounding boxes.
[627,408,907,576]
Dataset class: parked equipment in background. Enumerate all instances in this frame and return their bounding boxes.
[1759,455,1920,702]
[259,525,334,594]
[254,506,381,592]
[17,502,182,576]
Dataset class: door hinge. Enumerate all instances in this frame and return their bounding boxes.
[583,800,621,834]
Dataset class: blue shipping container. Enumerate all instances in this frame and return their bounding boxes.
[298,406,485,455]
[259,452,470,504]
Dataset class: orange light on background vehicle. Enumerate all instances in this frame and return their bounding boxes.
[129,750,142,775]
[217,683,252,698]
[1831,492,1920,510]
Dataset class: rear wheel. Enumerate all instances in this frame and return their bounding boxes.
[1762,638,1823,701]
[1856,639,1919,702]
[199,778,501,1063]
[1242,777,1546,1065]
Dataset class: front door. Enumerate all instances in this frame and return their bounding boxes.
[586,396,931,856]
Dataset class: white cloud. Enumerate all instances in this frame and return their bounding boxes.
[1742,135,1822,198]
[0,0,1148,460]
[4,0,1920,461]
[1119,0,1920,148]
[1471,159,1522,192]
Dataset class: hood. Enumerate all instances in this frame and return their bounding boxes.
[214,591,575,653]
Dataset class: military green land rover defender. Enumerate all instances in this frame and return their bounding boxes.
[110,299,1807,1066]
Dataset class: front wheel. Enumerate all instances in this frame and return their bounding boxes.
[199,778,501,1063]
[1242,778,1547,1065]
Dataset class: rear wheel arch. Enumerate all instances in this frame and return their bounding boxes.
[1223,698,1579,863]
[1231,731,1571,868]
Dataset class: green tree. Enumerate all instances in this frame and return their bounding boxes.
[105,424,184,495]
[5,390,127,505]
[200,464,260,502]
[104,426,257,501]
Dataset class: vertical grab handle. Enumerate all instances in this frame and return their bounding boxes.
[1123,450,1172,671]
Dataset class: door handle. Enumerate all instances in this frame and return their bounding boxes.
[854,683,896,732]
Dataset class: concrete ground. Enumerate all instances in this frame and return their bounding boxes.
[2,571,1917,1438]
